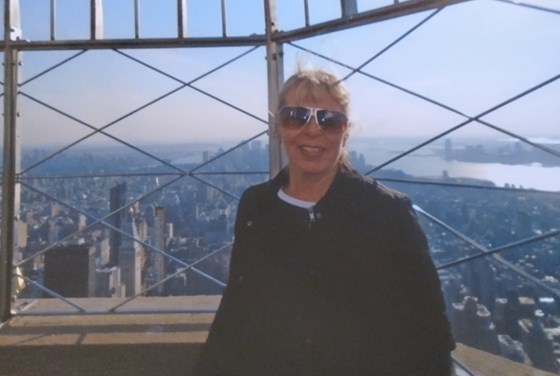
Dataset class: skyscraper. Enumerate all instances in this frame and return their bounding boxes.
[152,206,166,295]
[43,244,96,298]
[109,182,127,267]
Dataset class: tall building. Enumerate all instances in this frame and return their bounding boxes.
[152,206,166,295]
[468,257,497,313]
[166,222,174,239]
[495,290,536,341]
[451,295,500,355]
[17,221,28,249]
[520,313,560,373]
[119,214,146,297]
[51,202,61,217]
[109,182,127,266]
[43,244,96,298]
[497,334,529,364]
[96,265,125,297]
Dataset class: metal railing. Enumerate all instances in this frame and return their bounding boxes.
[1,0,479,318]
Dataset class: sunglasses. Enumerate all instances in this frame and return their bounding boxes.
[278,106,348,133]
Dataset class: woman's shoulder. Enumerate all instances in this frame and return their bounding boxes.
[236,177,283,219]
[239,169,288,202]
[240,179,276,202]
[339,169,411,208]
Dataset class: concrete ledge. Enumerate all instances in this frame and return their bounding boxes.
[0,313,213,346]
[0,343,201,376]
[453,343,558,376]
[1,296,557,376]
[0,296,216,376]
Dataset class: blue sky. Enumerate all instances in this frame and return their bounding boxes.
[4,0,560,147]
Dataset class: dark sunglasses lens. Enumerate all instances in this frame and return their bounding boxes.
[279,107,310,128]
[317,110,347,132]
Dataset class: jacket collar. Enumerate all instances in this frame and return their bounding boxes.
[267,166,368,211]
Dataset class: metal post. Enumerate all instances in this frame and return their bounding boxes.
[221,0,227,37]
[50,0,56,40]
[134,0,140,38]
[1,0,22,323]
[178,0,187,38]
[341,0,358,18]
[90,0,104,40]
[304,0,310,27]
[264,0,284,178]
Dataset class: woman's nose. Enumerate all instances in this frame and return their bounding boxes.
[305,115,323,134]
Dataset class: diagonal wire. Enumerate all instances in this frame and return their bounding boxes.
[289,43,560,172]
[18,47,270,205]
[374,176,560,194]
[19,50,88,86]
[364,72,560,174]
[108,242,230,312]
[18,97,268,242]
[116,47,268,125]
[18,130,269,267]
[16,47,269,216]
[452,356,478,376]
[115,46,258,87]
[19,46,266,175]
[20,169,269,180]
[17,180,227,290]
[495,0,560,15]
[178,125,268,185]
[16,174,184,266]
[190,129,268,174]
[476,119,560,159]
[414,204,560,300]
[188,174,241,201]
[19,89,188,175]
[21,172,184,180]
[15,272,88,312]
[291,42,472,118]
[437,229,560,270]
[186,171,268,176]
[341,8,443,82]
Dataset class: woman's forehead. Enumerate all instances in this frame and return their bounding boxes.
[285,84,339,106]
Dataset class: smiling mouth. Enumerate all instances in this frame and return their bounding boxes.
[299,145,324,156]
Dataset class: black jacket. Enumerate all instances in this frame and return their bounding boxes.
[194,168,455,375]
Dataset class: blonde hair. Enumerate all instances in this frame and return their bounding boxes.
[276,68,353,172]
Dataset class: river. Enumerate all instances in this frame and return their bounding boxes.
[349,138,560,192]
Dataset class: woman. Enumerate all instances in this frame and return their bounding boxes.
[194,69,455,375]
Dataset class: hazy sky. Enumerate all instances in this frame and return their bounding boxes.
[4,0,560,147]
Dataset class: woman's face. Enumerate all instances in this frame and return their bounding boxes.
[277,87,348,181]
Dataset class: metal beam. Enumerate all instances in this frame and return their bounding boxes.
[1,0,22,323]
[0,36,267,51]
[264,0,284,178]
[178,0,187,38]
[50,0,56,40]
[90,0,104,40]
[134,0,140,38]
[341,0,358,18]
[221,0,227,37]
[273,0,471,43]
[0,0,471,51]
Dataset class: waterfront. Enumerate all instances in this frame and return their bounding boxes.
[165,137,560,191]
[350,137,560,192]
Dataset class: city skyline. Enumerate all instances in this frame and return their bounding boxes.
[16,134,560,192]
